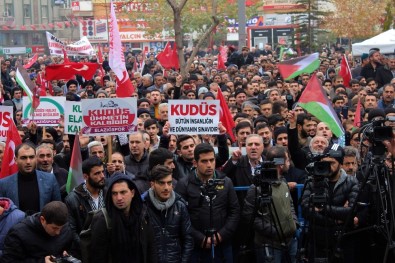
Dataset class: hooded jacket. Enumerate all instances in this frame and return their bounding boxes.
[90,173,156,263]
[0,198,25,256]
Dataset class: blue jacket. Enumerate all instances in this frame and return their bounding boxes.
[0,170,61,212]
[0,198,25,256]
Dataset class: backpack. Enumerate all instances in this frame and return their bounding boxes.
[80,208,111,263]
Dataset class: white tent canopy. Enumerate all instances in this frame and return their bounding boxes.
[352,29,395,56]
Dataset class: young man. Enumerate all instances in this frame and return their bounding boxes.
[90,173,156,263]
[1,201,77,262]
[145,165,193,263]
[175,144,240,263]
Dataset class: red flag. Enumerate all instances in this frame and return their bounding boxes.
[353,97,362,128]
[172,42,180,70]
[63,49,70,63]
[0,122,22,178]
[36,72,47,96]
[217,47,226,70]
[156,42,174,69]
[217,89,236,142]
[23,53,38,69]
[109,0,135,97]
[45,62,99,81]
[339,54,352,87]
[97,45,104,64]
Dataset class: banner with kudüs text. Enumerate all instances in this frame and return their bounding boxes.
[64,101,82,135]
[168,100,220,135]
[46,31,95,56]
[81,98,137,136]
[0,106,13,141]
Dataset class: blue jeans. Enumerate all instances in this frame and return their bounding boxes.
[255,237,298,263]
[190,244,233,263]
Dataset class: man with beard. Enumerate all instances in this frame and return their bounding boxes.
[65,156,106,256]
[316,122,333,143]
[301,145,359,262]
[342,146,359,177]
[361,48,383,80]
[0,143,61,214]
[377,83,395,109]
[256,123,273,149]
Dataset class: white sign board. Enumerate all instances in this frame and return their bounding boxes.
[64,101,82,135]
[0,106,13,141]
[46,31,95,56]
[22,97,65,126]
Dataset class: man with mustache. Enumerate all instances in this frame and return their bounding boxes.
[65,156,106,256]
[0,143,61,214]
[145,165,193,263]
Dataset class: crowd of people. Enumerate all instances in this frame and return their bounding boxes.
[0,42,395,263]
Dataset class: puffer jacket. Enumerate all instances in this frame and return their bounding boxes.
[301,170,359,231]
[145,192,194,263]
[0,198,25,256]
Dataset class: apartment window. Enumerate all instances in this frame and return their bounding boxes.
[4,3,14,16]
[24,4,31,18]
[41,5,48,18]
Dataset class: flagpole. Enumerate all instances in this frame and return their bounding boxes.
[105,0,110,45]
[107,135,112,164]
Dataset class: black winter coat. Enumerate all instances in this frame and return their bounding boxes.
[174,170,240,247]
[1,213,77,263]
[375,65,394,88]
[145,192,194,263]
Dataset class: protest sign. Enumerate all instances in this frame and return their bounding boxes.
[168,100,220,134]
[64,101,82,134]
[0,106,13,141]
[81,98,137,136]
[46,31,95,56]
[22,97,65,126]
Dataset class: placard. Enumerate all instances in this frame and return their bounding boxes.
[81,98,137,136]
[64,101,82,135]
[0,106,13,141]
[22,97,65,126]
[168,100,220,134]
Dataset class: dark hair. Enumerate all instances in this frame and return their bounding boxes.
[15,142,36,157]
[149,148,174,170]
[233,113,249,121]
[38,139,56,151]
[194,143,215,162]
[144,118,158,129]
[82,156,103,175]
[176,135,194,150]
[235,121,253,135]
[266,146,287,162]
[255,123,269,133]
[332,95,344,104]
[267,114,284,127]
[272,101,287,115]
[150,165,172,181]
[41,201,68,225]
[296,113,311,126]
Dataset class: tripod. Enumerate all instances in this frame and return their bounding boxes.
[255,182,292,263]
[335,154,395,263]
[200,181,221,263]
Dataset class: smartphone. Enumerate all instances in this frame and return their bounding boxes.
[342,106,349,119]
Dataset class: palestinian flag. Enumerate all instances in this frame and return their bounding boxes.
[278,53,320,80]
[66,135,84,193]
[297,74,344,138]
[16,64,40,112]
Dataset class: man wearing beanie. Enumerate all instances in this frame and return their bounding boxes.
[301,144,359,262]
[361,48,383,80]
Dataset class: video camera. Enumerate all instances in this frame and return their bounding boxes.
[50,255,81,263]
[362,117,394,156]
[306,150,343,178]
[200,179,225,198]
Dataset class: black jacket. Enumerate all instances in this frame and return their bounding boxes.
[145,192,194,263]
[90,174,156,263]
[64,184,107,240]
[1,213,77,263]
[237,54,255,68]
[375,65,394,88]
[360,62,383,80]
[125,152,150,194]
[174,170,240,247]
[301,171,359,242]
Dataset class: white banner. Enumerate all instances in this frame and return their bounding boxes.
[0,106,13,141]
[22,97,65,126]
[168,100,220,135]
[64,101,82,135]
[81,98,137,136]
[46,31,95,56]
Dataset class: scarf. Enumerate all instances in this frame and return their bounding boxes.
[148,188,176,211]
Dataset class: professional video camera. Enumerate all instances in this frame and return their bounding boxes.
[362,117,394,156]
[200,178,225,198]
[50,255,81,263]
[253,158,284,199]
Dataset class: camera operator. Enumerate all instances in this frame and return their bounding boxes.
[301,144,359,262]
[175,143,240,263]
[242,146,298,263]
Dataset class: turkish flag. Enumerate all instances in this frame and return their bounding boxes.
[45,62,99,81]
[353,97,362,128]
[172,42,180,70]
[339,54,352,87]
[157,42,174,69]
[217,89,236,142]
[0,122,22,178]
[23,53,38,69]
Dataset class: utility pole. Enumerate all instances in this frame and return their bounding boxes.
[238,0,246,49]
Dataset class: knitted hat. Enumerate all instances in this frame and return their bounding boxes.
[324,144,344,164]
